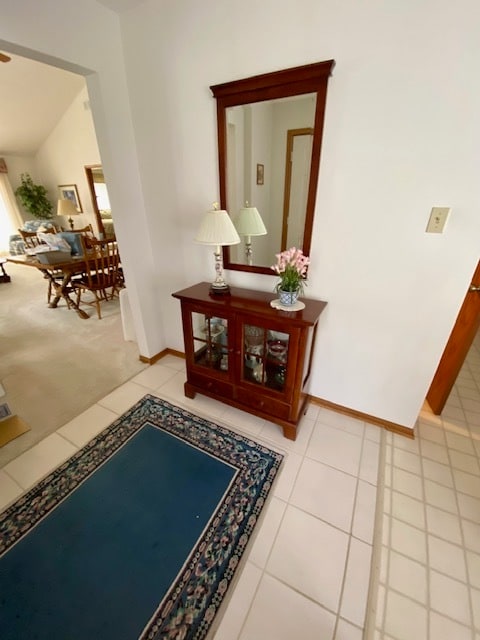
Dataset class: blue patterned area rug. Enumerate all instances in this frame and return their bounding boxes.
[0,395,283,640]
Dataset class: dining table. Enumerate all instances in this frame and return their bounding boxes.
[7,253,90,319]
[0,257,11,283]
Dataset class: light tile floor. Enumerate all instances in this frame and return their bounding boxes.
[0,354,381,640]
[370,329,480,640]
[4,336,479,639]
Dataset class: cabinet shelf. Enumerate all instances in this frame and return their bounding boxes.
[172,282,327,440]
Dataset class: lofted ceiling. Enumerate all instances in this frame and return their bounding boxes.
[0,2,148,156]
[0,53,85,156]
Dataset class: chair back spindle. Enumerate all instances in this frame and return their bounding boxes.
[74,236,123,319]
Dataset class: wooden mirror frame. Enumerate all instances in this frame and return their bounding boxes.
[210,60,335,275]
[85,164,105,238]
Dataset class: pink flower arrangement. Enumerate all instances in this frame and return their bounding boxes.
[271,247,310,294]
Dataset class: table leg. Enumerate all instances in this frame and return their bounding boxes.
[0,260,11,283]
[48,271,89,319]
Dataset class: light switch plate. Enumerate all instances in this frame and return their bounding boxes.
[426,207,450,233]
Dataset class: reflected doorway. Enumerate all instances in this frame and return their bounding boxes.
[85,165,114,238]
[281,128,313,251]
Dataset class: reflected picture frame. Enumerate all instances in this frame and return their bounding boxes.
[58,184,82,212]
[256,163,264,185]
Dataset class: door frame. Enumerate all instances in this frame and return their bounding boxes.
[281,127,313,251]
[84,164,106,238]
[426,260,480,414]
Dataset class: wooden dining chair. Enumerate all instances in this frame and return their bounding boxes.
[18,227,56,249]
[45,226,95,304]
[73,236,123,319]
[18,228,69,305]
[60,224,94,234]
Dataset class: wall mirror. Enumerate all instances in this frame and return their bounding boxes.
[210,60,335,275]
[84,165,114,238]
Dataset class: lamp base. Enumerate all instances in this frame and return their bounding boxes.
[209,282,231,296]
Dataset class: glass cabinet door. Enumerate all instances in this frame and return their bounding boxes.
[191,312,229,373]
[243,324,290,392]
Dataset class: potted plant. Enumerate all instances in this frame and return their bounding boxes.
[14,173,53,219]
[271,247,310,306]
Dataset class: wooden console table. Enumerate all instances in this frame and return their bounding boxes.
[172,282,327,440]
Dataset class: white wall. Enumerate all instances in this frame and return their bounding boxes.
[1,0,479,431]
[249,102,273,265]
[228,102,273,266]
[119,0,480,430]
[4,156,38,222]
[35,85,101,233]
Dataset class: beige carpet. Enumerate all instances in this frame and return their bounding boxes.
[0,261,147,466]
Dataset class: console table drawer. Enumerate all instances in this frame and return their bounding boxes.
[188,373,234,400]
[236,388,290,421]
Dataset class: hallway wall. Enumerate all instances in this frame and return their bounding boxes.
[1,0,479,431]
[118,0,480,429]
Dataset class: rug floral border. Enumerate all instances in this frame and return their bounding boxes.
[0,395,284,640]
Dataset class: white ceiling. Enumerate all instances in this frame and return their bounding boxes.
[0,53,85,156]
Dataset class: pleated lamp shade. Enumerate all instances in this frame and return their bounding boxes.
[195,203,240,294]
[234,204,267,237]
[195,204,240,246]
[57,198,78,217]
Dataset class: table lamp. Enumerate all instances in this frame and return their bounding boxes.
[233,202,267,265]
[57,198,79,230]
[195,202,240,294]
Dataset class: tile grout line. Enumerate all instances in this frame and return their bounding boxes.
[363,426,387,640]
[381,433,394,638]
[446,380,479,639]
[232,407,331,640]
[374,338,480,639]
[379,434,394,637]
[332,423,366,639]
[418,423,432,640]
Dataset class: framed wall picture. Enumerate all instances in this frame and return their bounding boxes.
[58,184,82,212]
[256,163,264,185]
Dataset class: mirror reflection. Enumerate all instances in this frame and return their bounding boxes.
[211,60,335,276]
[84,165,114,238]
[227,94,316,268]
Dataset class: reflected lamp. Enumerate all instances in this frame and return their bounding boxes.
[234,203,267,265]
[195,203,240,295]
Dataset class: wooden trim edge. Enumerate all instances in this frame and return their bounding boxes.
[310,395,415,439]
[139,348,185,365]
[137,348,413,440]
